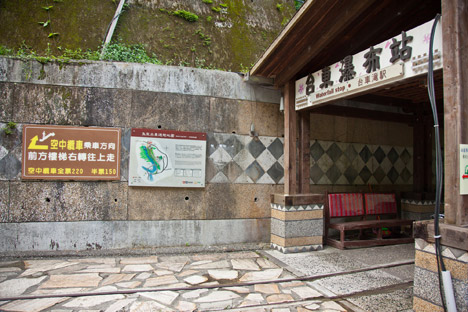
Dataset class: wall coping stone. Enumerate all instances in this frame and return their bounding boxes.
[0,57,281,104]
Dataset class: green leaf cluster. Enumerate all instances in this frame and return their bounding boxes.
[102,43,162,64]
[294,0,305,10]
[2,122,16,135]
[173,10,199,22]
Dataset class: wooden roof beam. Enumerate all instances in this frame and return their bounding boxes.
[272,0,380,88]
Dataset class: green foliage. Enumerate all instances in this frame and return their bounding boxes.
[102,42,162,64]
[219,3,228,8]
[2,122,17,135]
[195,29,212,46]
[294,0,305,10]
[239,63,253,74]
[202,0,213,3]
[173,10,199,22]
[0,45,14,56]
[38,20,50,28]
[48,33,59,38]
[42,5,53,11]
[276,3,283,11]
[60,48,100,61]
[206,15,212,22]
[211,6,221,13]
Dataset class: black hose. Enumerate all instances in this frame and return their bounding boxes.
[427,13,447,312]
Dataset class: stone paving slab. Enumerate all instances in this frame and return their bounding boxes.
[264,244,415,312]
[0,246,414,311]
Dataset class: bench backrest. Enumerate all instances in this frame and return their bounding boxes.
[365,193,397,215]
[328,193,364,217]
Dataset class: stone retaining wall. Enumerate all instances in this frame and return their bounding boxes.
[0,57,414,252]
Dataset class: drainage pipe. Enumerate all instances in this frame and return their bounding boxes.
[100,0,126,59]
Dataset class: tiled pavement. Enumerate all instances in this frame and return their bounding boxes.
[0,245,415,312]
[0,251,348,312]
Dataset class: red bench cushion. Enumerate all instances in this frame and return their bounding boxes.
[328,193,364,217]
[365,193,397,215]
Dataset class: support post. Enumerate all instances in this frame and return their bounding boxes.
[283,80,298,195]
[299,111,310,194]
[442,0,468,225]
[101,0,126,59]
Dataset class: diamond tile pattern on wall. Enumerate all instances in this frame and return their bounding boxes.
[207,133,413,185]
[207,133,285,184]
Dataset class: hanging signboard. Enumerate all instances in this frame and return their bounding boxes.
[22,125,121,180]
[128,128,206,188]
[295,18,443,110]
[460,145,468,195]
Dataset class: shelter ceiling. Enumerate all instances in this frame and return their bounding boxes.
[251,0,441,89]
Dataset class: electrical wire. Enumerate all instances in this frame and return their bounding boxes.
[427,13,447,312]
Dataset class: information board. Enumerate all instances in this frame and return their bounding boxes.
[22,125,121,180]
[460,144,468,195]
[128,128,206,188]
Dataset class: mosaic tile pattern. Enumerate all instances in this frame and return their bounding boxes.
[207,133,285,185]
[309,140,413,185]
[415,238,468,262]
[401,199,436,205]
[207,133,413,185]
[271,203,324,212]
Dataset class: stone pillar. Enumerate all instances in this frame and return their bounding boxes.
[413,221,468,311]
[270,194,324,253]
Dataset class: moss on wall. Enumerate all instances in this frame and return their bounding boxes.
[0,0,296,71]
[0,0,115,53]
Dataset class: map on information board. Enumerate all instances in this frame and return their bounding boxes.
[128,128,206,187]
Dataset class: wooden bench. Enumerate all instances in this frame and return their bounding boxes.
[324,193,414,249]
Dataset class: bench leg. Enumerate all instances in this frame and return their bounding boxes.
[377,227,382,239]
[340,229,345,248]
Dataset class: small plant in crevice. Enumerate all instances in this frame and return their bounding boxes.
[202,0,213,4]
[195,29,212,47]
[2,122,17,135]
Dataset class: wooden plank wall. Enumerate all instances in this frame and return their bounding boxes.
[442,0,468,225]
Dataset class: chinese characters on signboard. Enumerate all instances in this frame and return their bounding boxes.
[22,125,121,180]
[128,128,206,188]
[295,19,443,110]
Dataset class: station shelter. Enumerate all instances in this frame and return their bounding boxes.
[249,0,468,311]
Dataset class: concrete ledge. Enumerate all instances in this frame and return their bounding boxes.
[0,219,269,252]
[0,57,281,104]
[414,220,468,251]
